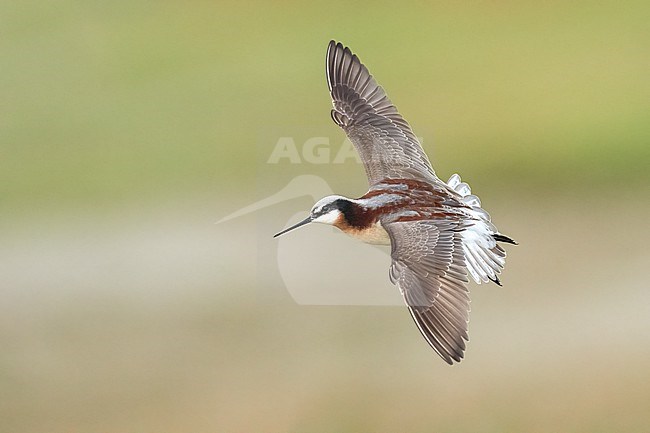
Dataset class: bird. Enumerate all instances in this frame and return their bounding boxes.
[274,41,517,364]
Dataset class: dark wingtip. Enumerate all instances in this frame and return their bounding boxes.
[327,40,344,52]
[446,352,464,366]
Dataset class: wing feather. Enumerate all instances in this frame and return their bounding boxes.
[326,41,436,185]
[385,220,471,364]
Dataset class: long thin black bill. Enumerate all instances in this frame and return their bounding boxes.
[273,216,312,238]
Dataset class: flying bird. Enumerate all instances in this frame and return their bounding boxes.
[274,41,517,364]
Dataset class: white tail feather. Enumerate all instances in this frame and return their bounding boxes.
[447,173,507,285]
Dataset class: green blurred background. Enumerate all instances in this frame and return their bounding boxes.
[1,1,649,432]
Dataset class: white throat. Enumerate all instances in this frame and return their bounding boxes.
[312,209,341,225]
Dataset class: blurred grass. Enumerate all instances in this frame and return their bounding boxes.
[1,1,650,432]
[1,193,649,433]
[1,0,649,218]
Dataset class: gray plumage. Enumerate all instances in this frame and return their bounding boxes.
[325,40,515,364]
[327,41,437,185]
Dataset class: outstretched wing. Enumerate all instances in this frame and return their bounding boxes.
[326,41,436,186]
[384,219,471,364]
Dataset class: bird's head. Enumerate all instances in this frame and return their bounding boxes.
[274,195,348,238]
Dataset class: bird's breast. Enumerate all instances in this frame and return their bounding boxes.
[341,220,391,246]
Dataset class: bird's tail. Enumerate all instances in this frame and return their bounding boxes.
[446,174,516,285]
[493,233,518,245]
